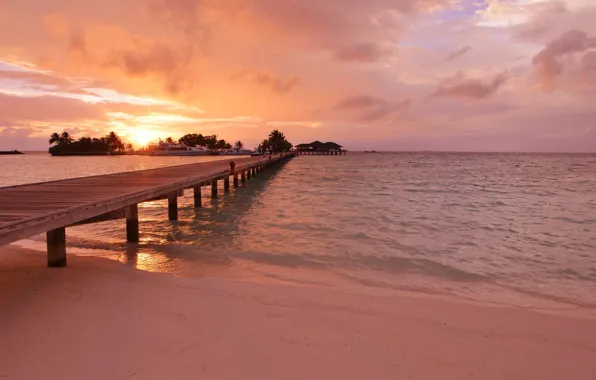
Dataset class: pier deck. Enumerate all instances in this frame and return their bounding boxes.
[0,154,293,265]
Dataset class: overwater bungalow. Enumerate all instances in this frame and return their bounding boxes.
[294,141,346,155]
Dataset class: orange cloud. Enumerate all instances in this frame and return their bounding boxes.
[532,29,596,91]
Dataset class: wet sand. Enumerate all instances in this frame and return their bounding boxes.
[1,246,595,380]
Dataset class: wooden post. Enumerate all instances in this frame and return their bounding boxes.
[168,193,178,220]
[224,176,230,192]
[211,179,218,198]
[47,227,66,267]
[194,186,202,208]
[241,170,246,183]
[125,204,139,242]
[247,168,252,180]
[234,173,239,187]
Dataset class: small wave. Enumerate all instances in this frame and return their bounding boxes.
[552,217,595,224]
[349,254,488,282]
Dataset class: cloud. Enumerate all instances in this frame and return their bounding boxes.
[581,51,596,72]
[231,70,299,94]
[333,95,410,122]
[0,93,105,124]
[334,95,387,109]
[252,72,299,94]
[532,29,596,91]
[445,46,471,62]
[433,71,508,99]
[333,42,393,63]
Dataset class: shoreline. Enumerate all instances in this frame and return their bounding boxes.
[9,238,596,317]
[2,246,596,379]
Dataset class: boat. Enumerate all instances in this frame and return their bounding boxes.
[147,141,211,156]
[365,150,377,153]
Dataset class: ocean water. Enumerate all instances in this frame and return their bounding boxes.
[2,152,596,309]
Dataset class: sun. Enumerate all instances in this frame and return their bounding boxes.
[129,128,160,147]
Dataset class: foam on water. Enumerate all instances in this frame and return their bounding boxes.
[3,152,596,309]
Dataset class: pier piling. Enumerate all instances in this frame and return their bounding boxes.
[193,186,202,208]
[125,204,139,242]
[241,170,246,183]
[211,179,218,198]
[224,176,230,192]
[168,193,178,221]
[47,227,67,267]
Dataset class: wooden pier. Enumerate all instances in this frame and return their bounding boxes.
[0,154,293,267]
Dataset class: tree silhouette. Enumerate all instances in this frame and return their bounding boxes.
[48,131,129,155]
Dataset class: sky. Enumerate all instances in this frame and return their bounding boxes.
[0,0,595,152]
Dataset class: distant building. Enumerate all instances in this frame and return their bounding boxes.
[294,141,346,155]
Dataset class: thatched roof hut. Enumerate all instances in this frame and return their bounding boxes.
[295,141,343,152]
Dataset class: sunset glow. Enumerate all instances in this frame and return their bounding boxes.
[129,128,162,148]
[0,0,595,152]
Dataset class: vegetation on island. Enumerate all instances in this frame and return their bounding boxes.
[47,129,292,155]
[262,130,293,152]
[176,134,234,150]
[177,130,292,152]
[49,131,132,155]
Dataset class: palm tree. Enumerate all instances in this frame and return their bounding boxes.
[49,133,61,145]
[49,132,73,146]
[165,137,174,144]
[268,130,285,141]
[106,131,125,152]
[235,140,244,149]
[60,131,73,144]
[205,135,218,150]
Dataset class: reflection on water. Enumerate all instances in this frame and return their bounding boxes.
[6,153,596,309]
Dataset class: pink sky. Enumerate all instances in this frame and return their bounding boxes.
[0,0,595,151]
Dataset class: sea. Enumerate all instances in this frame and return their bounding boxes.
[2,152,596,310]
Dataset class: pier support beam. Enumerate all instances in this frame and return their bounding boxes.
[211,179,218,198]
[125,204,139,243]
[47,227,66,267]
[224,176,230,192]
[168,193,178,221]
[241,170,246,183]
[247,169,252,180]
[193,186,202,208]
[233,173,239,188]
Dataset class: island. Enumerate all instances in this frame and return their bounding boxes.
[0,150,25,155]
[48,131,132,156]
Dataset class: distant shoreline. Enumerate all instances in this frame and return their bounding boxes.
[49,152,129,156]
[0,150,24,155]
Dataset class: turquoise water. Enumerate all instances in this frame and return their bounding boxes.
[2,152,596,309]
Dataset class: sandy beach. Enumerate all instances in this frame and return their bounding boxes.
[1,246,596,380]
